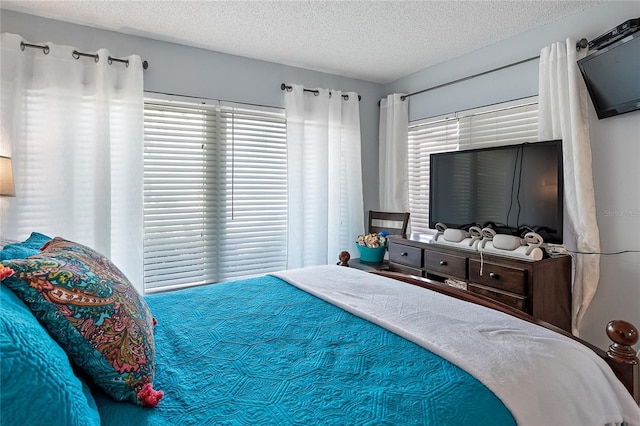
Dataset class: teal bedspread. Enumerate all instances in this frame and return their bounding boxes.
[94,275,514,425]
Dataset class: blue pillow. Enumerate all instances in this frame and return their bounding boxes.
[0,232,51,260]
[0,283,101,426]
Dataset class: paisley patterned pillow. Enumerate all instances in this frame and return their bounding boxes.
[0,238,163,407]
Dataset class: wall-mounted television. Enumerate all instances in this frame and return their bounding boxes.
[577,30,640,119]
[429,140,563,244]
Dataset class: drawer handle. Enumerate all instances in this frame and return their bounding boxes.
[401,252,408,257]
[489,272,499,279]
[439,260,447,266]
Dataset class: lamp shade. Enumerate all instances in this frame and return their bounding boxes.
[0,156,16,197]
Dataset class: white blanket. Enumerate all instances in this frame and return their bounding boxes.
[273,265,640,426]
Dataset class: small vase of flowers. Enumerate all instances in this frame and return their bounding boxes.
[356,231,388,263]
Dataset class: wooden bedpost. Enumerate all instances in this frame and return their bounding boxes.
[338,251,350,267]
[607,320,639,363]
[605,320,639,404]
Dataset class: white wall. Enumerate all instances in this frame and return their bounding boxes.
[386,1,640,350]
[0,9,386,221]
[584,108,640,350]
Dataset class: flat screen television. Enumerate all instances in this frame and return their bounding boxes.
[429,140,564,244]
[577,30,640,119]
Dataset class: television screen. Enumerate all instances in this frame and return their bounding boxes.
[429,140,563,244]
[578,30,640,119]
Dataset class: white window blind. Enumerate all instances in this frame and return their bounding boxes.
[407,97,538,233]
[143,96,287,293]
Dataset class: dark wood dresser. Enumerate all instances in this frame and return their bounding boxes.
[387,234,572,332]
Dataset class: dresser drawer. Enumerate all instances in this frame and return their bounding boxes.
[424,250,467,279]
[389,243,423,268]
[389,263,424,277]
[468,284,527,312]
[469,260,527,295]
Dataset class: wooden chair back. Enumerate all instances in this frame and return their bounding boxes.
[368,211,410,235]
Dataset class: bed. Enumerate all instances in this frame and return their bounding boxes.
[1,236,639,426]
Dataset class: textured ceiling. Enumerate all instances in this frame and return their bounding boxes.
[1,1,601,83]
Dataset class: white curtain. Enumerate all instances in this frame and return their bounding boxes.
[284,84,364,268]
[538,38,600,335]
[379,94,409,212]
[0,33,144,293]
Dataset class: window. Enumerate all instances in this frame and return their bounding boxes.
[407,97,538,233]
[143,96,287,293]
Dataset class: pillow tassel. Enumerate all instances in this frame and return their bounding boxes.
[0,265,14,280]
[138,383,164,407]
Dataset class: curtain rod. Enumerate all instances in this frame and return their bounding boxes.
[19,41,149,70]
[280,83,361,101]
[401,55,538,101]
[393,38,589,103]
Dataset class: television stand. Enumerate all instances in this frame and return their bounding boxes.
[387,234,572,332]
